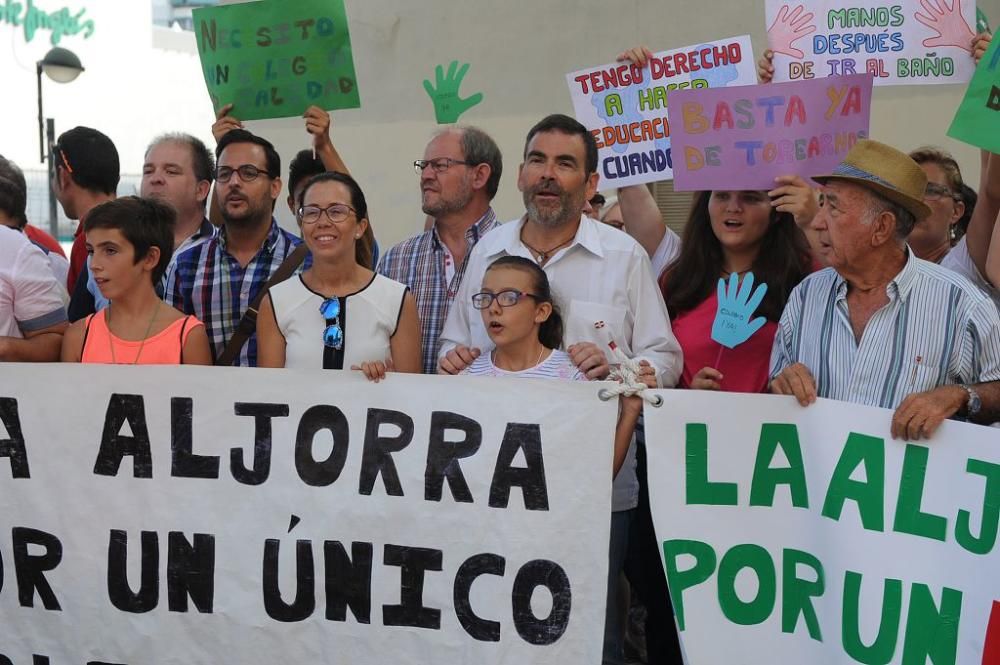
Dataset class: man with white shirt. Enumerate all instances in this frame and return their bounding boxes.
[0,225,67,362]
[438,113,682,665]
[438,115,680,383]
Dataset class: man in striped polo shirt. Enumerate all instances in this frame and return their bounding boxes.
[770,140,1000,439]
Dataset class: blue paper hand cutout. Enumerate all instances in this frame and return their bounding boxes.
[711,271,768,349]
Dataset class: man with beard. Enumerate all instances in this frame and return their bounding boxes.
[438,114,679,382]
[377,126,503,374]
[165,129,301,366]
[141,133,216,282]
[437,114,682,665]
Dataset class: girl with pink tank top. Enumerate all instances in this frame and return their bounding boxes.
[61,197,212,366]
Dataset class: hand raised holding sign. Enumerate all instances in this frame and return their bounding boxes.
[212,103,243,143]
[304,106,332,149]
[972,32,993,64]
[757,49,776,84]
[423,61,484,124]
[711,272,768,349]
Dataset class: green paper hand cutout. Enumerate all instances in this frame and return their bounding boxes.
[423,60,484,124]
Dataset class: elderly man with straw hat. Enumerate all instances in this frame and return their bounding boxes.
[769,140,1000,439]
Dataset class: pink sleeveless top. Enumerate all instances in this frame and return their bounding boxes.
[81,309,204,365]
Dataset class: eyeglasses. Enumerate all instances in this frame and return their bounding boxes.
[320,297,344,349]
[924,183,959,202]
[413,158,470,174]
[299,203,357,225]
[472,289,539,309]
[216,164,274,183]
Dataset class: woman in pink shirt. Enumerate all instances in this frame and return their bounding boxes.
[659,190,812,393]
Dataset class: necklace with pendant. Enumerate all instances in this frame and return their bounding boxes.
[520,228,576,265]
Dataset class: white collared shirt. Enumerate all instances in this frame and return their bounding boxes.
[439,214,682,386]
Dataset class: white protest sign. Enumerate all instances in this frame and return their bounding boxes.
[565,35,757,188]
[644,390,1000,664]
[765,0,978,86]
[0,365,616,664]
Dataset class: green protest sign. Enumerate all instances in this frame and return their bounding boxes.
[192,0,360,121]
[977,8,991,34]
[947,34,1000,153]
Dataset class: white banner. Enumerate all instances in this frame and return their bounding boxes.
[0,365,617,664]
[765,0,978,86]
[645,390,1000,664]
[566,35,757,188]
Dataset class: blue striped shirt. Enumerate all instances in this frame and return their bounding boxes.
[770,251,1000,409]
[164,219,302,367]
[377,208,498,374]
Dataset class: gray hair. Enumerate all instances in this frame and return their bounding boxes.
[145,133,215,185]
[433,126,503,200]
[864,190,916,240]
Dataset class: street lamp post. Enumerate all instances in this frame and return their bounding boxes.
[36,46,84,238]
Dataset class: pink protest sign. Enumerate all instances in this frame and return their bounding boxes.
[669,73,873,191]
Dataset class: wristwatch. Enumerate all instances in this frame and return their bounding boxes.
[960,384,982,418]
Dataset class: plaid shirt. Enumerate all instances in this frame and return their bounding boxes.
[165,219,302,367]
[158,217,216,299]
[377,208,498,374]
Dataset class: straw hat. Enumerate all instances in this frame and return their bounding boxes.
[813,139,932,221]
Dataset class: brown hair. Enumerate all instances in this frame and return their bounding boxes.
[909,146,964,193]
[659,191,811,322]
[85,196,175,284]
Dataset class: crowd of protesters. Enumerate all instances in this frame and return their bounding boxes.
[2,31,998,665]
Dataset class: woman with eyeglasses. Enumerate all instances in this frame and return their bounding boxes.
[904,147,1000,310]
[256,172,421,380]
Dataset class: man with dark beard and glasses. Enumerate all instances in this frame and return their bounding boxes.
[437,113,682,665]
[165,129,302,366]
[377,126,503,374]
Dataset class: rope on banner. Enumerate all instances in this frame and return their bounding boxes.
[596,344,663,407]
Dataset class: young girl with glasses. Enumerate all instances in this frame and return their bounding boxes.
[60,197,212,365]
[462,255,643,476]
[256,172,421,380]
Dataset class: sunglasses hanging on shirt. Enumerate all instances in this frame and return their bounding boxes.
[320,297,344,350]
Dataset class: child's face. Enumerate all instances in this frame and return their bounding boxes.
[477,267,551,348]
[86,228,156,301]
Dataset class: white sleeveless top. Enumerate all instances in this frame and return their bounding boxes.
[269,273,408,370]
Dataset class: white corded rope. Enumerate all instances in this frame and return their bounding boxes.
[597,346,663,406]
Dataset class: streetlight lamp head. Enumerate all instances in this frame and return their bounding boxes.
[39,47,84,84]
